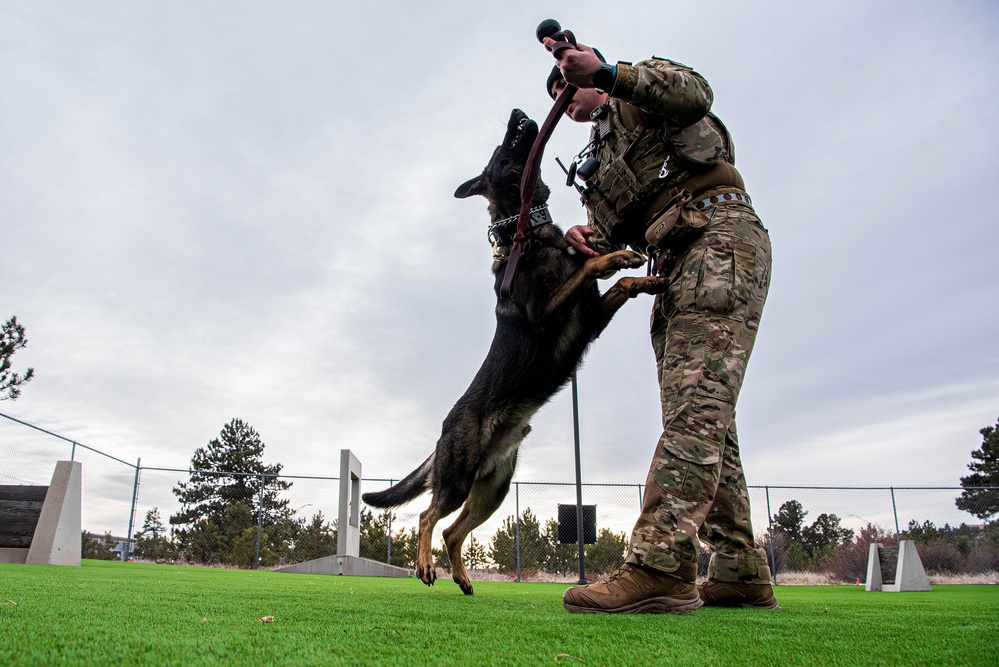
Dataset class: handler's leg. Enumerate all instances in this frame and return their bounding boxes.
[697,419,779,608]
[563,308,726,614]
[625,308,735,580]
[563,213,772,614]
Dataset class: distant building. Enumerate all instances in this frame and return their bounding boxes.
[108,535,134,560]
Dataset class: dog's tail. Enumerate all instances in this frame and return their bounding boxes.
[361,453,433,508]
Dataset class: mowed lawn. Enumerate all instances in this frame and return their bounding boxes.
[1,561,996,666]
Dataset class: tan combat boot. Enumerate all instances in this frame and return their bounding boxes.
[698,580,780,609]
[562,564,702,614]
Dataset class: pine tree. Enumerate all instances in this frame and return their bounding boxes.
[956,417,999,521]
[170,418,293,565]
[489,508,545,573]
[0,316,34,401]
[773,500,807,541]
[465,534,488,570]
[293,511,337,563]
[81,531,118,560]
[584,528,628,575]
[542,518,576,576]
[133,508,177,562]
[801,513,853,559]
[389,526,419,568]
[358,508,393,562]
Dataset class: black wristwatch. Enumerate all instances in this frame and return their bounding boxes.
[592,64,616,93]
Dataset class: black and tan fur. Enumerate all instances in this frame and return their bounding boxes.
[362,109,665,594]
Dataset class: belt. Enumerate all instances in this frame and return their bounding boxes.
[694,191,752,209]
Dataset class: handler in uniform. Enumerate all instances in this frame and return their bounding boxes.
[544,36,778,614]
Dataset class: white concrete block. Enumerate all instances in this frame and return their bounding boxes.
[276,555,410,577]
[337,450,361,559]
[275,450,410,578]
[865,540,931,592]
[26,461,82,566]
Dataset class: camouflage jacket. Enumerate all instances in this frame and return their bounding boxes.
[579,58,738,252]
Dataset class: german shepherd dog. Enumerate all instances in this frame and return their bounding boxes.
[362,109,664,595]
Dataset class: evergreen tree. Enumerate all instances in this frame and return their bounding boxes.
[489,508,545,573]
[133,508,177,562]
[170,419,294,565]
[0,316,34,401]
[801,513,853,559]
[81,531,118,560]
[358,508,392,562]
[904,519,940,543]
[773,500,807,541]
[584,528,628,575]
[293,511,337,563]
[956,417,999,521]
[771,500,810,572]
[542,518,576,576]
[465,534,488,570]
[389,526,419,569]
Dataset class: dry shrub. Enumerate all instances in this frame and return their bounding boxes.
[770,571,837,585]
[928,571,998,585]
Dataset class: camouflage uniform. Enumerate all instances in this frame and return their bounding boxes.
[576,58,773,585]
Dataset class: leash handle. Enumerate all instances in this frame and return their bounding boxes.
[548,31,577,59]
[500,84,577,299]
[537,18,578,60]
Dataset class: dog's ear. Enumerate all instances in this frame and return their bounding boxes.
[454,175,487,199]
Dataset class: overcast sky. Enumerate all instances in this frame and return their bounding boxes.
[3,1,998,534]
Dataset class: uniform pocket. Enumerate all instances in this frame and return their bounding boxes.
[662,364,734,466]
[693,239,736,316]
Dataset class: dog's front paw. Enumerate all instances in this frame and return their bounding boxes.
[587,250,645,279]
[416,562,437,587]
[614,276,669,297]
[605,250,646,271]
[630,275,670,295]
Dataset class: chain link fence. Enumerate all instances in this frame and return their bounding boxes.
[3,411,996,584]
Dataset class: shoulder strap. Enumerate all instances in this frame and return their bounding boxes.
[616,101,659,133]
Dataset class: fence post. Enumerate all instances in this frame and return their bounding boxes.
[124,458,141,562]
[515,481,521,583]
[570,371,586,584]
[765,485,777,585]
[71,441,77,461]
[387,480,394,565]
[890,487,900,544]
[255,474,264,569]
[638,484,644,509]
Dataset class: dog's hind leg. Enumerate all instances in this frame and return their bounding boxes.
[416,504,443,586]
[414,414,484,587]
[442,436,522,595]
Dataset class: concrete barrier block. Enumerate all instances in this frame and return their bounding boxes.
[26,461,82,566]
[865,540,931,592]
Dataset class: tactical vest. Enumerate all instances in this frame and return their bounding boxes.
[580,82,738,247]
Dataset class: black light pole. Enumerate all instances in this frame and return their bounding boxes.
[571,371,586,584]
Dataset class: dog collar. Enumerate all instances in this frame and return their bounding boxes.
[488,204,553,257]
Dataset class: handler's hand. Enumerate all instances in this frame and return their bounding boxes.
[542,38,605,89]
[565,225,601,257]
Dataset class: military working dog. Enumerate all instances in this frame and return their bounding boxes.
[362,109,664,595]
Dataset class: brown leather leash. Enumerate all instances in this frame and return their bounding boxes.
[499,26,579,299]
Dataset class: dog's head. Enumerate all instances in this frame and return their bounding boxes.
[454,108,549,219]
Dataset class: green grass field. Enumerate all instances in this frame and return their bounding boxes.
[1,561,996,666]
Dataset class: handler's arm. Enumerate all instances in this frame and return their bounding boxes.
[542,38,712,126]
[609,59,714,126]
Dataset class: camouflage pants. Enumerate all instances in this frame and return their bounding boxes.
[625,202,773,584]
